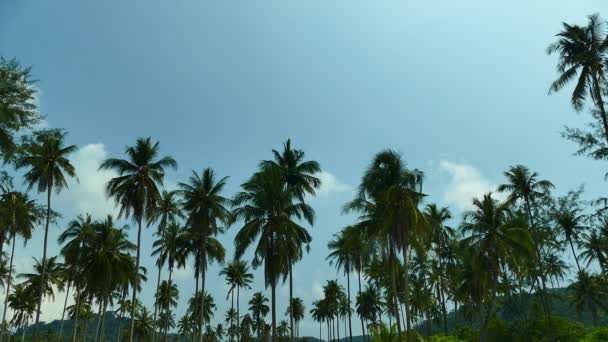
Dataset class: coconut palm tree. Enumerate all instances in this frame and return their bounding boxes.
[16,128,77,335]
[548,14,608,145]
[356,284,382,335]
[553,206,587,272]
[178,167,230,341]
[7,285,35,342]
[18,256,64,304]
[220,259,253,341]
[285,298,305,338]
[249,292,269,340]
[187,291,216,332]
[0,191,41,342]
[569,270,608,326]
[497,164,555,339]
[327,229,356,342]
[460,193,533,342]
[346,149,427,342]
[155,280,178,341]
[233,167,314,339]
[100,137,176,342]
[149,190,183,336]
[131,306,154,342]
[261,139,321,342]
[580,229,608,272]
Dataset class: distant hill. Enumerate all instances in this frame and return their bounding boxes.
[14,287,601,341]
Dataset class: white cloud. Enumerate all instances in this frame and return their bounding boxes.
[316,171,351,197]
[438,160,504,212]
[312,281,324,300]
[56,144,118,219]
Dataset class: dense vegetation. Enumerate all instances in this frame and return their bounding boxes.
[2,12,608,342]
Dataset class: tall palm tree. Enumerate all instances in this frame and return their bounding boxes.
[285,298,305,338]
[460,193,533,342]
[7,285,35,342]
[569,271,608,326]
[356,284,382,335]
[553,206,587,272]
[100,137,176,342]
[178,167,230,342]
[149,190,183,335]
[131,306,154,342]
[580,228,608,272]
[497,164,555,339]
[187,291,216,331]
[261,139,321,342]
[346,150,426,342]
[233,167,314,339]
[248,292,269,340]
[0,191,40,342]
[155,280,179,341]
[16,129,77,335]
[327,229,356,342]
[548,14,608,145]
[220,259,253,341]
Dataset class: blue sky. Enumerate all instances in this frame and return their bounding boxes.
[1,0,608,337]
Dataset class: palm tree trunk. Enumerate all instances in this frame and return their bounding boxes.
[479,270,499,342]
[271,282,276,342]
[153,263,162,342]
[129,217,143,342]
[34,183,52,339]
[236,286,240,342]
[58,280,71,342]
[0,235,15,342]
[193,269,199,342]
[95,300,103,342]
[71,286,81,342]
[591,73,608,146]
[346,271,352,342]
[20,320,26,342]
[318,322,321,341]
[82,316,89,342]
[569,239,582,273]
[198,254,207,342]
[164,265,174,342]
[401,245,412,342]
[336,314,340,341]
[389,245,402,341]
[289,264,294,342]
[99,298,108,342]
[358,270,365,342]
[230,288,234,342]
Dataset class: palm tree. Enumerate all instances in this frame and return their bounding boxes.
[155,280,179,341]
[346,149,426,342]
[460,193,533,342]
[149,190,183,335]
[310,300,326,341]
[261,139,321,342]
[569,271,608,326]
[285,298,305,338]
[580,229,608,272]
[220,259,253,341]
[497,164,555,339]
[327,229,356,342]
[131,306,154,341]
[178,167,230,341]
[19,256,63,304]
[356,284,382,335]
[100,137,176,342]
[187,291,216,331]
[553,206,587,272]
[16,128,77,335]
[233,167,314,339]
[548,14,608,145]
[7,285,35,342]
[0,191,40,342]
[248,292,269,340]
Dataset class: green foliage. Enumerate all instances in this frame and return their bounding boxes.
[510,316,588,342]
[451,326,479,342]
[487,318,511,342]
[426,335,467,342]
[580,327,608,342]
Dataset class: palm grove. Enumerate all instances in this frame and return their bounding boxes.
[2,13,608,342]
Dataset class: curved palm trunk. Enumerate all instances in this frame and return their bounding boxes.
[289,265,294,342]
[34,184,52,339]
[569,239,582,273]
[401,245,412,342]
[198,254,207,342]
[591,73,608,146]
[389,245,402,341]
[347,272,352,342]
[0,235,15,342]
[71,286,81,342]
[357,270,365,342]
[57,280,71,342]
[153,263,162,342]
[129,217,143,342]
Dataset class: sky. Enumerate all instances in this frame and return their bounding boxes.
[1,0,608,337]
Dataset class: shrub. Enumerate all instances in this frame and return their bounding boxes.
[426,335,467,342]
[580,326,608,342]
[451,327,479,342]
[510,316,587,342]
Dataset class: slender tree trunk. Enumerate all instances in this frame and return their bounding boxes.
[337,314,340,342]
[34,184,53,339]
[82,317,89,342]
[319,322,321,341]
[129,217,143,342]
[193,270,199,342]
[271,282,276,342]
[164,265,174,342]
[389,245,402,341]
[99,298,108,342]
[153,263,162,342]
[71,286,81,342]
[346,271,352,342]
[95,300,103,342]
[236,285,240,342]
[569,239,582,273]
[0,235,15,342]
[479,271,499,342]
[198,254,207,342]
[591,73,608,146]
[20,320,26,342]
[58,280,71,342]
[358,270,365,342]
[401,245,412,342]
[230,288,234,342]
[289,265,294,342]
